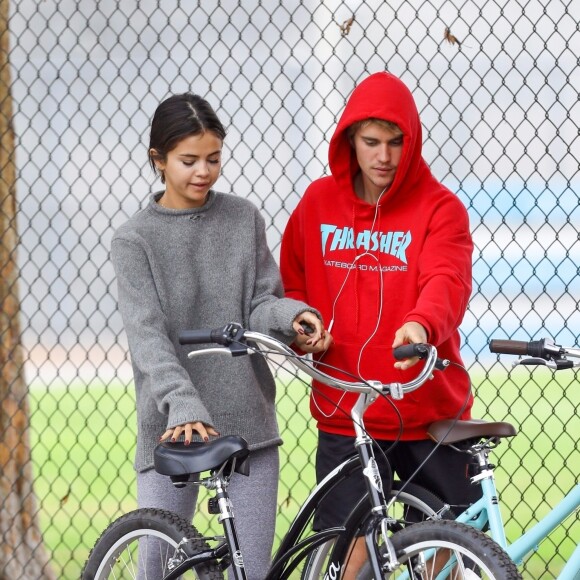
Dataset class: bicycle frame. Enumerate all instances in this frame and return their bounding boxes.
[160,392,400,580]
[166,439,580,580]
[453,451,580,579]
[270,396,396,578]
[271,390,400,579]
[270,454,362,578]
[438,338,580,579]
[506,484,580,579]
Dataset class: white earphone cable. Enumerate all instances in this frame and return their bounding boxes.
[312,186,388,418]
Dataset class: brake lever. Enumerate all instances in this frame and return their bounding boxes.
[187,346,256,359]
[514,357,550,367]
[513,357,574,371]
[188,347,233,359]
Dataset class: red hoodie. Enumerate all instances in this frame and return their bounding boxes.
[280,72,474,440]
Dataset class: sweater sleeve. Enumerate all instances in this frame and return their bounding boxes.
[111,235,214,430]
[403,196,473,346]
[279,201,308,303]
[248,208,318,343]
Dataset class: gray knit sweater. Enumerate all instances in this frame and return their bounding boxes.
[111,191,315,472]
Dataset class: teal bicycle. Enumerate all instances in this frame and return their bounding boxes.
[419,337,579,579]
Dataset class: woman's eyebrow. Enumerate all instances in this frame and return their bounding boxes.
[178,150,222,158]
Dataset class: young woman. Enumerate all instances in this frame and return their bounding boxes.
[111,92,331,578]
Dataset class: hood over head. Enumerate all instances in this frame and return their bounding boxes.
[328,72,428,203]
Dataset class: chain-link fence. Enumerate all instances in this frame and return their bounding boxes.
[2,0,579,578]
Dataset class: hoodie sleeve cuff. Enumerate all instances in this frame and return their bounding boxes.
[403,314,434,344]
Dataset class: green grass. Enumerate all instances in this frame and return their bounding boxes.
[28,368,579,579]
[29,378,138,578]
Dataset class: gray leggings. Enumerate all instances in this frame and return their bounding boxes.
[137,445,279,580]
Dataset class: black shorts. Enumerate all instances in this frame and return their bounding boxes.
[313,430,481,531]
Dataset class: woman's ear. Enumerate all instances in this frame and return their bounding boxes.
[149,148,165,170]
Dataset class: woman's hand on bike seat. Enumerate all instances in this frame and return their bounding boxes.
[160,421,219,446]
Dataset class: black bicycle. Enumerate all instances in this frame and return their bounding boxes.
[83,323,521,579]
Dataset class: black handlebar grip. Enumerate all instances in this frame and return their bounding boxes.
[178,328,225,345]
[489,338,549,358]
[393,343,429,360]
[489,339,532,355]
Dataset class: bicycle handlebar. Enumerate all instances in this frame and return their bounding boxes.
[489,337,580,370]
[179,328,232,346]
[179,323,441,399]
[392,343,430,360]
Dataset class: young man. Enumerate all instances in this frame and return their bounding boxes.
[280,72,478,573]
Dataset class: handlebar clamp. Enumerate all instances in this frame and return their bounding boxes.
[390,382,404,400]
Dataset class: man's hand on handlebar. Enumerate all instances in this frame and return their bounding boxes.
[392,321,428,370]
[292,311,333,354]
[160,421,220,446]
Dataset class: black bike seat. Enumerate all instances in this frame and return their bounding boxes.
[154,435,249,476]
[427,419,517,444]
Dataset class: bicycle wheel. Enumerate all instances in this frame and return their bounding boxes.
[82,508,223,580]
[358,520,522,579]
[301,481,454,579]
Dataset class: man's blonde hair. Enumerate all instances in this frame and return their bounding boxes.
[347,118,402,143]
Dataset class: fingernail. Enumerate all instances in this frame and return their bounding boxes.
[204,436,209,442]
[185,440,190,446]
[171,438,176,442]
